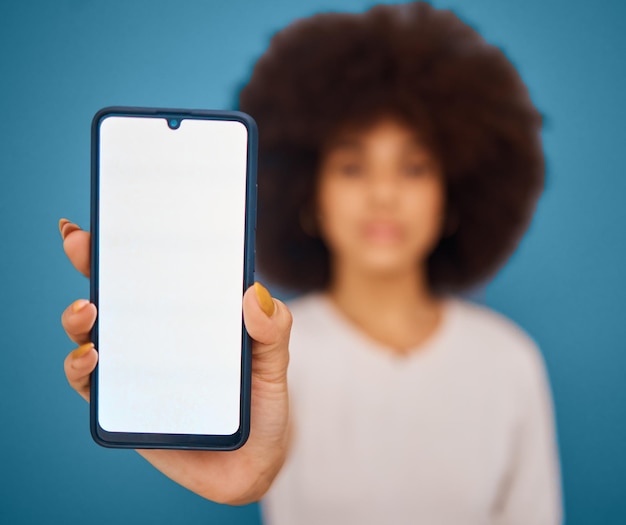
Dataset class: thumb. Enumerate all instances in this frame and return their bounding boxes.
[242,283,292,385]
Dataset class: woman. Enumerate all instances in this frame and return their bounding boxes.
[60,2,562,523]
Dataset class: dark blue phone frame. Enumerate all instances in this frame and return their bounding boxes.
[90,106,257,450]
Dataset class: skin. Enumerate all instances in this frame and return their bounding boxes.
[316,116,447,353]
[59,221,292,505]
[59,115,447,503]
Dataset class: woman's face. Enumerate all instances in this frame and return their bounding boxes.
[316,116,446,277]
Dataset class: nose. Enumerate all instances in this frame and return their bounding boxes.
[367,171,399,208]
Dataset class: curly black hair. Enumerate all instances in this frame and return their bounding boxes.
[238,1,545,294]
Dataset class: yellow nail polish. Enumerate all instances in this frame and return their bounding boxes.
[73,342,94,358]
[59,218,70,237]
[72,299,90,313]
[254,282,275,317]
[60,222,80,241]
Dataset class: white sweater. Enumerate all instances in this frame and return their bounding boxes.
[261,293,562,525]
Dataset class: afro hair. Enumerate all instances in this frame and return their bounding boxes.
[238,1,545,294]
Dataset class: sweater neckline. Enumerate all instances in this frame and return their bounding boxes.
[310,292,458,363]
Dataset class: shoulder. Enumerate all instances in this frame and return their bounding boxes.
[284,292,329,330]
[281,292,339,390]
[447,298,549,385]
[284,291,324,314]
[282,292,332,354]
[450,298,538,349]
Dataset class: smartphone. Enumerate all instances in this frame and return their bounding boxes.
[89,106,257,450]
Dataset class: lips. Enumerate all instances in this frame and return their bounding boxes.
[362,222,404,242]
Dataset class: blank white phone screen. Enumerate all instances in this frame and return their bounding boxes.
[97,116,248,435]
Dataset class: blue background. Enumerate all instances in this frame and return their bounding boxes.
[1,0,624,523]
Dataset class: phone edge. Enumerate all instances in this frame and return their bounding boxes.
[88,106,258,451]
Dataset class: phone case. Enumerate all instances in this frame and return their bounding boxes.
[89,106,257,450]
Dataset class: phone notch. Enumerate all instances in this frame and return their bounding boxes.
[166,117,182,130]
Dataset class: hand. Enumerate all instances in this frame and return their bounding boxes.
[59,218,292,505]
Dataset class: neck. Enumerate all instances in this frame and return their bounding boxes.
[326,259,444,354]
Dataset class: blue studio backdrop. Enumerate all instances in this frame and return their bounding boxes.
[1,0,624,524]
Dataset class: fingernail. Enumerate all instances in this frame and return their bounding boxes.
[59,218,70,236]
[72,299,90,313]
[73,342,94,358]
[60,221,81,241]
[254,282,275,317]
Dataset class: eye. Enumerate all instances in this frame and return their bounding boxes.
[338,163,363,176]
[403,162,429,176]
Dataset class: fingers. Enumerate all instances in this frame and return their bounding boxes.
[59,218,91,278]
[61,299,97,345]
[60,217,95,402]
[62,299,97,401]
[242,283,292,385]
[64,342,98,402]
